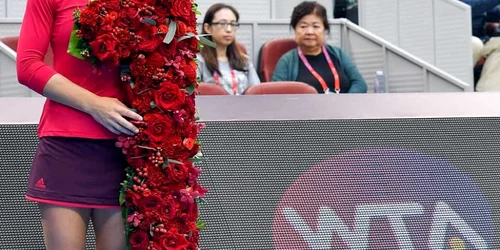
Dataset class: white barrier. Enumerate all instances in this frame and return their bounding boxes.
[0,18,471,97]
[358,0,473,86]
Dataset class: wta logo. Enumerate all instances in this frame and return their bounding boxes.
[272,148,494,249]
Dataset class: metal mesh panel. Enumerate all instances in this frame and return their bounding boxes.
[1,118,500,249]
[0,125,96,250]
[196,118,500,249]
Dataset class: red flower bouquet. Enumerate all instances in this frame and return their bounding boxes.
[67,1,208,249]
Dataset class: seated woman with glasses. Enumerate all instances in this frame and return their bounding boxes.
[197,3,260,95]
[272,1,367,94]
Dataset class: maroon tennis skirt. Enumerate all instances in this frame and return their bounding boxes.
[26,137,126,208]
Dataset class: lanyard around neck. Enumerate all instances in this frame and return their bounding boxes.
[213,70,238,95]
[298,45,340,94]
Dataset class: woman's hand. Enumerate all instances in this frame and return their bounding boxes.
[86,96,143,136]
[40,74,143,135]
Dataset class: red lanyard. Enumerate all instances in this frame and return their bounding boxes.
[213,70,238,95]
[298,45,340,94]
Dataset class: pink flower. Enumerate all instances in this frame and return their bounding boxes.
[127,211,144,227]
[180,188,196,205]
[197,123,206,129]
[115,136,137,154]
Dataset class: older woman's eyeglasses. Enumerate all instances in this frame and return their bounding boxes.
[211,21,240,29]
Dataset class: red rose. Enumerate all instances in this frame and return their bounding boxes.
[158,200,177,221]
[171,0,192,17]
[161,136,183,159]
[176,21,188,38]
[167,163,189,183]
[154,82,186,111]
[89,33,120,66]
[125,190,142,207]
[144,113,174,142]
[137,24,162,52]
[158,230,190,250]
[117,44,131,59]
[129,230,149,250]
[138,194,165,213]
[118,8,141,30]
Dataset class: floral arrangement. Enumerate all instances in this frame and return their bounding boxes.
[67,0,209,249]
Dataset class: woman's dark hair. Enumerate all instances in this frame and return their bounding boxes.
[200,3,247,75]
[290,1,330,34]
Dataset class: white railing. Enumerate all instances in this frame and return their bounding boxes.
[0,37,40,97]
[0,18,471,97]
[358,0,473,86]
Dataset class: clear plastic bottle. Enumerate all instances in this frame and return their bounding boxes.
[374,71,386,93]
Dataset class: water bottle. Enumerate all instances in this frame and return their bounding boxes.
[374,71,387,93]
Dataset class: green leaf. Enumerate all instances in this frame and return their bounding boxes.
[199,36,216,48]
[119,191,126,206]
[196,220,206,230]
[150,101,157,108]
[168,159,184,165]
[163,20,177,44]
[196,198,207,204]
[121,206,127,219]
[141,18,156,26]
[178,32,196,42]
[192,3,202,15]
[149,224,155,237]
[178,33,211,42]
[189,157,206,163]
[162,162,169,169]
[72,8,81,23]
[185,84,196,95]
[67,25,85,60]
